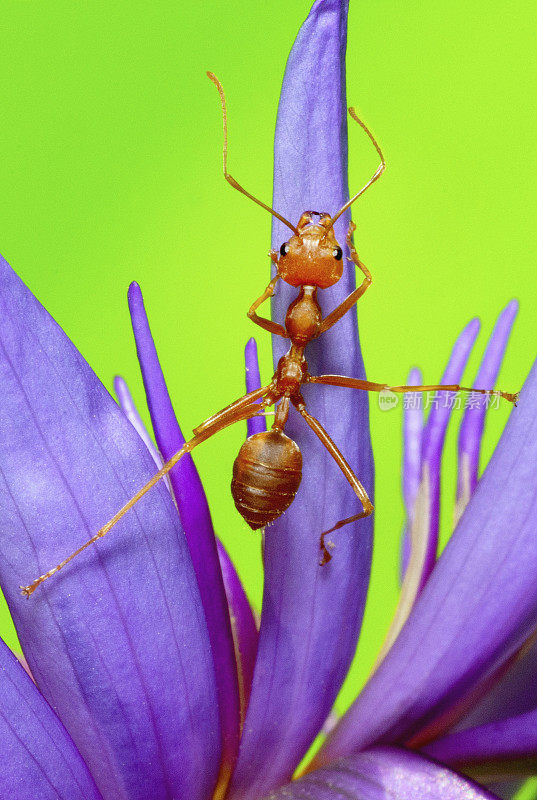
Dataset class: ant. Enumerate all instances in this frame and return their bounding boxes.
[21,73,518,597]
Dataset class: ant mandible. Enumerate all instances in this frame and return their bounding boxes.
[21,73,518,597]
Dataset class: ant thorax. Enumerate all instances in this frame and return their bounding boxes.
[277,213,344,289]
[284,286,323,345]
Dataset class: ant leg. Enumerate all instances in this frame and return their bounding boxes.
[21,396,268,597]
[306,374,518,405]
[193,384,272,435]
[319,222,372,334]
[247,275,288,338]
[293,399,373,566]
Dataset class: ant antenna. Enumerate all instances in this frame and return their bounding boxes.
[325,107,386,231]
[207,72,298,235]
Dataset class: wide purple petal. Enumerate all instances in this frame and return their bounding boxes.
[264,747,499,800]
[457,301,518,503]
[127,281,240,776]
[245,338,266,437]
[423,709,537,777]
[0,635,102,800]
[0,256,220,800]
[416,317,480,588]
[314,354,537,765]
[228,1,374,797]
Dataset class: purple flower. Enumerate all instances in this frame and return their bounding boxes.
[0,2,534,800]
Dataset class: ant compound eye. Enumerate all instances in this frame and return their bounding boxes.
[333,247,343,261]
[280,243,290,257]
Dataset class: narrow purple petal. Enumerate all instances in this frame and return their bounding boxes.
[400,367,424,576]
[119,345,258,753]
[0,256,220,800]
[119,360,258,740]
[457,301,518,502]
[264,747,499,800]
[417,317,480,588]
[0,636,102,800]
[114,375,162,468]
[116,366,259,736]
[127,281,240,775]
[229,1,374,797]
[423,708,537,775]
[403,368,424,516]
[314,354,537,766]
[217,540,258,719]
[245,338,266,437]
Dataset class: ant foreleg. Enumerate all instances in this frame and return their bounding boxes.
[247,275,288,338]
[306,374,519,405]
[293,399,373,566]
[21,397,267,597]
[318,222,372,334]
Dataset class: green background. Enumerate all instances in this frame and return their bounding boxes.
[1,0,536,792]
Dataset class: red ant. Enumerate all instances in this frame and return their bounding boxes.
[22,73,518,597]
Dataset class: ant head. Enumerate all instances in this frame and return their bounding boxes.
[207,73,385,288]
[277,211,344,289]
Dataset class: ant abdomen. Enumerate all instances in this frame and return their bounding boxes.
[231,429,302,529]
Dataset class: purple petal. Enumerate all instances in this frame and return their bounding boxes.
[229,1,374,797]
[114,375,162,468]
[118,336,258,751]
[245,338,266,437]
[0,636,102,800]
[423,709,537,777]
[127,281,240,775]
[416,318,481,588]
[395,323,480,661]
[400,367,424,576]
[314,354,537,766]
[119,357,258,737]
[461,636,537,729]
[115,366,260,722]
[264,747,499,800]
[403,368,425,517]
[217,540,258,719]
[114,374,174,497]
[457,301,518,506]
[0,256,220,800]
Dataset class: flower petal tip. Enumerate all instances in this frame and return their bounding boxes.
[127,280,142,302]
[467,317,481,335]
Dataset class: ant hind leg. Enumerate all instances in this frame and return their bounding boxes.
[21,393,269,597]
[293,399,373,566]
[319,508,373,567]
[306,374,518,406]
